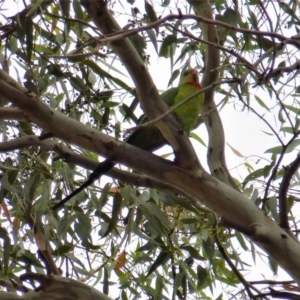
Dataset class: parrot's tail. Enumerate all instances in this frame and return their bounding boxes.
[52,159,116,210]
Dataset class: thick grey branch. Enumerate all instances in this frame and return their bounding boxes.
[79,0,200,170]
[0,7,300,285]
[0,108,25,121]
[0,136,47,151]
[0,135,208,206]
[188,0,239,191]
[1,78,300,284]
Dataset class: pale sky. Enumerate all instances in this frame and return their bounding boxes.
[1,0,298,298]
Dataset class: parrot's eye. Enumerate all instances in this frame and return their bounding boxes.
[183,70,190,76]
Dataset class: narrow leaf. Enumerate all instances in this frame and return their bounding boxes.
[145,1,158,23]
[102,193,122,238]
[59,0,70,18]
[227,142,244,157]
[146,29,158,53]
[146,251,171,277]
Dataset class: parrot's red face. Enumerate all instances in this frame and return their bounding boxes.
[184,69,202,90]
[190,69,200,83]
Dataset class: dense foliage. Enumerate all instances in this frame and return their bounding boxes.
[0,0,300,299]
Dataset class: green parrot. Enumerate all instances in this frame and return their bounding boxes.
[53,69,203,210]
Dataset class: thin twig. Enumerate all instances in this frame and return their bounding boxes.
[46,12,300,59]
[213,220,262,299]
[262,130,300,210]
[125,79,236,133]
[278,153,300,229]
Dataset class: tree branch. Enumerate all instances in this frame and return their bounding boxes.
[1,76,300,285]
[279,153,300,230]
[79,0,200,170]
[0,5,300,285]
[18,273,113,300]
[0,107,25,121]
[26,214,61,276]
[0,135,210,213]
[188,0,239,191]
[45,12,300,55]
[213,225,260,298]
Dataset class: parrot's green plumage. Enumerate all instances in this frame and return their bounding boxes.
[126,68,203,151]
[53,69,203,210]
